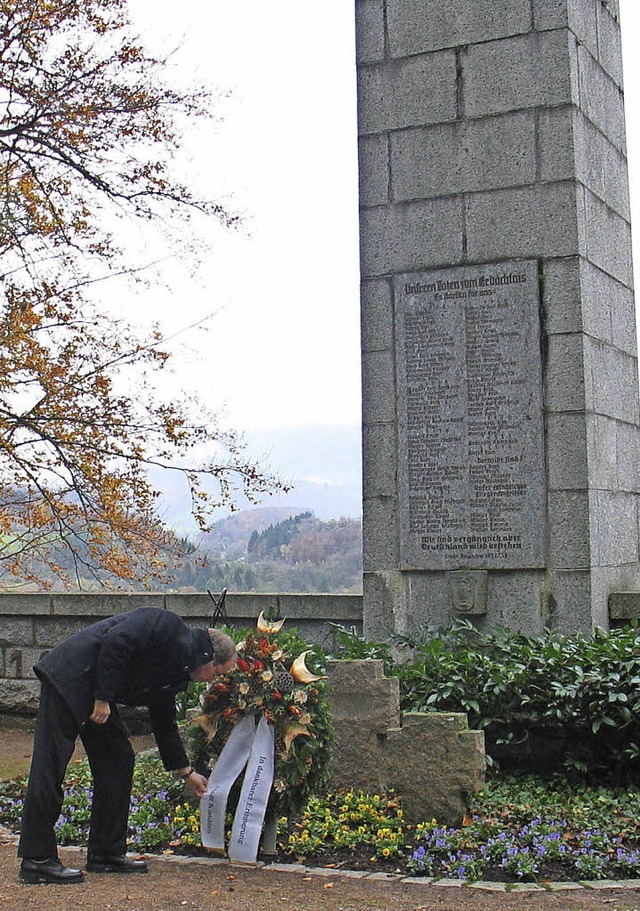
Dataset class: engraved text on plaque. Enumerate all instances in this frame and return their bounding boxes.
[395,260,545,570]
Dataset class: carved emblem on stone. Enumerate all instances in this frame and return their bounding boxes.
[447,571,488,616]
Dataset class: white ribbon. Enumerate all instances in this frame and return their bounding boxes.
[200,714,256,852]
[199,713,275,863]
[228,714,275,864]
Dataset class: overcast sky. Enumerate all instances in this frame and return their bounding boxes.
[620,0,640,293]
[120,1,640,436]
[122,0,361,434]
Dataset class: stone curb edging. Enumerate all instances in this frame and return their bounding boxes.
[3,827,640,894]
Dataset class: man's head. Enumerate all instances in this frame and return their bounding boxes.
[190,628,237,682]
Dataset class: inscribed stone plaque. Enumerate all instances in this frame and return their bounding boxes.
[395,260,545,570]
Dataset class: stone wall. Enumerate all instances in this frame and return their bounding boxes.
[0,592,362,714]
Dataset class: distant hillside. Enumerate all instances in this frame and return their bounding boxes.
[152,424,362,534]
[195,506,302,560]
[172,509,362,594]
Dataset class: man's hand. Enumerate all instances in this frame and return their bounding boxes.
[184,771,208,799]
[89,699,111,724]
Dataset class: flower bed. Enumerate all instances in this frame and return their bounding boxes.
[3,766,640,882]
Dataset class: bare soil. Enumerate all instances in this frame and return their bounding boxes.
[0,713,156,780]
[3,715,640,910]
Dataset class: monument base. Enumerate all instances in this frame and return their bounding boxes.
[364,565,640,639]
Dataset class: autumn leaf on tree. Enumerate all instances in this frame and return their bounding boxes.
[0,0,283,588]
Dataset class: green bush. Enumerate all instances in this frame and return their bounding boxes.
[372,622,640,779]
[328,623,393,670]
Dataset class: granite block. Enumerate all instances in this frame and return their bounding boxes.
[391,111,536,201]
[362,571,405,638]
[592,490,639,566]
[0,617,34,648]
[547,489,591,567]
[360,197,464,277]
[586,414,619,491]
[544,333,587,412]
[363,422,398,498]
[538,105,576,183]
[574,112,630,220]
[360,278,394,353]
[578,258,635,348]
[356,0,385,64]
[533,0,598,58]
[595,565,640,628]
[584,337,640,423]
[361,349,396,424]
[533,0,599,58]
[485,572,548,635]
[50,594,158,616]
[359,133,389,207]
[541,256,583,335]
[0,594,51,616]
[326,659,400,728]
[605,0,621,21]
[401,571,451,628]
[582,188,633,287]
[358,51,457,135]
[362,498,400,571]
[34,616,97,647]
[532,0,568,30]
[0,678,40,714]
[462,31,574,118]
[615,420,640,493]
[596,0,624,87]
[610,281,638,354]
[546,412,588,489]
[465,183,580,263]
[577,42,626,153]
[610,592,640,620]
[387,0,530,57]
[568,0,599,57]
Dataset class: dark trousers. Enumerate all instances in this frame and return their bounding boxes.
[18,681,135,860]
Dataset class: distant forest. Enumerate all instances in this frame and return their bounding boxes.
[160,509,363,594]
[0,506,362,594]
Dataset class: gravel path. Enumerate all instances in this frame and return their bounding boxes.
[2,839,640,911]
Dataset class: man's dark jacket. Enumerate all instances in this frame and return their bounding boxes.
[34,607,214,770]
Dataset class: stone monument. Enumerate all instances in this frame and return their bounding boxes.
[358,0,640,637]
[326,659,485,825]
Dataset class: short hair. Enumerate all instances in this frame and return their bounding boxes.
[207,628,236,665]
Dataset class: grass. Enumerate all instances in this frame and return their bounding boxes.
[3,755,640,882]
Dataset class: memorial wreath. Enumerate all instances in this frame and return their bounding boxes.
[189,614,333,861]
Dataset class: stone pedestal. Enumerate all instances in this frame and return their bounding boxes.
[358,0,640,636]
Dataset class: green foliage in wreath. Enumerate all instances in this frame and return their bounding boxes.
[188,617,333,820]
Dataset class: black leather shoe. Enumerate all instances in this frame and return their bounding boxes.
[86,854,148,874]
[20,857,85,884]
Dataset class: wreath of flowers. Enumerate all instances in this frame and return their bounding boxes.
[189,614,333,820]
